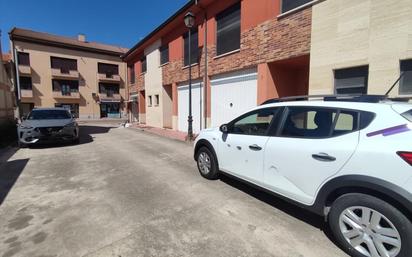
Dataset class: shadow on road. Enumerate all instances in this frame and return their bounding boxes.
[219,173,340,249]
[28,125,115,149]
[0,158,29,206]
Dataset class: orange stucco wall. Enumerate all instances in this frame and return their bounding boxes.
[257,55,310,104]
[242,0,278,32]
[257,63,278,104]
[139,90,146,114]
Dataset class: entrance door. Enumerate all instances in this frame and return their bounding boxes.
[211,68,258,128]
[177,81,203,133]
[101,103,120,118]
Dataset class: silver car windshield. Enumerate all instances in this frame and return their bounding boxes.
[28,110,71,120]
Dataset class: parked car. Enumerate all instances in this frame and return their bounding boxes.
[18,107,79,147]
[194,95,412,257]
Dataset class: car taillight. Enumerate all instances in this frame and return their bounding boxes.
[397,152,412,166]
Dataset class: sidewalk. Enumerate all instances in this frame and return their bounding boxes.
[129,123,192,142]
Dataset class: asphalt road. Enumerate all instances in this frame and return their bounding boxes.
[0,122,348,257]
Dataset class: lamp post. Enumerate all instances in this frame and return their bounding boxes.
[184,11,195,141]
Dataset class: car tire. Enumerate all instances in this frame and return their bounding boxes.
[328,193,412,257]
[18,141,26,148]
[196,146,219,180]
[72,137,80,145]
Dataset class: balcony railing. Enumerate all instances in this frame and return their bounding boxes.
[97,73,121,83]
[52,91,80,99]
[98,92,121,101]
[18,65,31,75]
[20,89,33,98]
[51,68,79,80]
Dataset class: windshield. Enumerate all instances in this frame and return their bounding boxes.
[27,110,71,120]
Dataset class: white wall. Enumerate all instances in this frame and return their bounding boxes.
[144,39,164,127]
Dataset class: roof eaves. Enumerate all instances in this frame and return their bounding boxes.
[122,0,196,61]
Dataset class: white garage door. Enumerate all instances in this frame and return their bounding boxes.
[211,68,258,128]
[177,81,204,133]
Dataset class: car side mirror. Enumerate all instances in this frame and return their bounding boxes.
[21,115,26,121]
[220,124,229,133]
[71,114,76,119]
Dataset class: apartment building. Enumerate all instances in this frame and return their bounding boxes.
[0,48,15,126]
[309,0,412,97]
[9,28,128,119]
[123,0,313,133]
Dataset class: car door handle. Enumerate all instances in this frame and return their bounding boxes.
[249,144,262,151]
[312,153,336,162]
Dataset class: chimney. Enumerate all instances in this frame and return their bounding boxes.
[78,34,86,42]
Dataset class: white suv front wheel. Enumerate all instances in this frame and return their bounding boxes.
[196,147,219,180]
[328,193,412,257]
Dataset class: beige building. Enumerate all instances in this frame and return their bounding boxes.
[9,28,128,119]
[309,0,412,97]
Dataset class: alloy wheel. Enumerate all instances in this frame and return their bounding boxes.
[198,152,211,175]
[339,206,401,257]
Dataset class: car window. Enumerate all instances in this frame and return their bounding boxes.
[332,111,358,136]
[231,108,276,136]
[401,109,412,122]
[280,107,359,138]
[280,107,336,138]
[28,110,71,120]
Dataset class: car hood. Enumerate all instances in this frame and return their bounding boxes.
[21,119,73,128]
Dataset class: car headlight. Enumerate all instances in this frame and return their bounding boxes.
[64,122,77,127]
[19,125,33,129]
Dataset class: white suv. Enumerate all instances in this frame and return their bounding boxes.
[194,95,412,257]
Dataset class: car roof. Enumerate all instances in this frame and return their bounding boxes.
[257,100,412,112]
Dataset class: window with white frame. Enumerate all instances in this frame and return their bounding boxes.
[155,94,159,106]
[183,29,198,67]
[160,45,169,65]
[216,2,241,56]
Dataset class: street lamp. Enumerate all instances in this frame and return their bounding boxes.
[184,12,195,140]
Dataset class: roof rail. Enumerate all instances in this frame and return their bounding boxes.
[260,94,390,105]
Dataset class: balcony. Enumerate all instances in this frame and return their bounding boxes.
[20,89,33,98]
[98,93,121,102]
[52,91,80,99]
[18,65,31,75]
[97,73,121,83]
[51,68,79,80]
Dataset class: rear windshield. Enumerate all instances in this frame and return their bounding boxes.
[28,110,71,120]
[401,110,412,122]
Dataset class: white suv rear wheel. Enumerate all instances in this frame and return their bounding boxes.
[329,193,412,257]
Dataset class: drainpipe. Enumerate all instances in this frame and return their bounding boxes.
[11,38,22,118]
[124,60,129,122]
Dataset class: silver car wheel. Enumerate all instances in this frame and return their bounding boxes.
[339,206,401,257]
[198,152,211,175]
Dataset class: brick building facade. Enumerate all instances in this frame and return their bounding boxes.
[123,0,314,133]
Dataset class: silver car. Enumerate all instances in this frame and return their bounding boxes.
[18,108,79,146]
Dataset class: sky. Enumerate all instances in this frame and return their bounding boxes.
[0,0,188,53]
